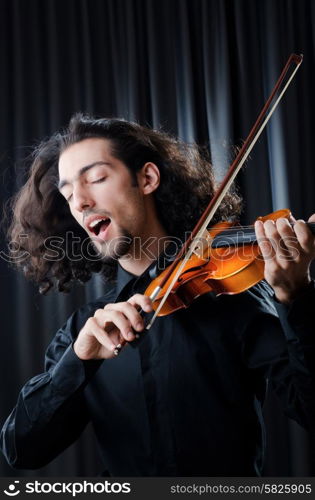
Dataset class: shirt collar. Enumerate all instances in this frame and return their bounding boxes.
[116,263,137,297]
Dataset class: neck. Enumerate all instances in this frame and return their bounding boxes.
[119,219,169,276]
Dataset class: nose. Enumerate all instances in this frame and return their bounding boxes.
[72,184,95,212]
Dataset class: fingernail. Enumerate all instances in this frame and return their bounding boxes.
[127,332,134,340]
[136,322,143,331]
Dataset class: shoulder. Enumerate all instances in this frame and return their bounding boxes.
[210,280,279,336]
[243,280,278,315]
[214,280,277,315]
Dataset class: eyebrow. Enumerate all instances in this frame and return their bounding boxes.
[58,161,111,191]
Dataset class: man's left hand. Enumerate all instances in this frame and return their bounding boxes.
[255,214,315,304]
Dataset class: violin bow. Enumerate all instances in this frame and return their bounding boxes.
[146,53,303,330]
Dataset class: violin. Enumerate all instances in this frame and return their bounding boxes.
[145,209,315,317]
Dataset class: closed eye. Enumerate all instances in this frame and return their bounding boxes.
[62,177,106,202]
[92,177,106,184]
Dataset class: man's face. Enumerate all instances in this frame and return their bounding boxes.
[58,138,147,260]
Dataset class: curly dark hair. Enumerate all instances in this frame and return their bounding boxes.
[6,113,242,293]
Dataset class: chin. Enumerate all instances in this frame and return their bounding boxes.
[91,233,133,261]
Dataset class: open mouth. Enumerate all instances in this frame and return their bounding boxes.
[88,218,111,236]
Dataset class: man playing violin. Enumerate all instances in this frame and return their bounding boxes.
[1,114,315,476]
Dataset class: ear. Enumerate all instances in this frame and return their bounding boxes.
[137,162,160,195]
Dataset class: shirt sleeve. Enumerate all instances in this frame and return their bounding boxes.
[0,306,103,470]
[242,280,315,430]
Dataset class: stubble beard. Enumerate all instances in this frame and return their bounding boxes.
[91,226,134,263]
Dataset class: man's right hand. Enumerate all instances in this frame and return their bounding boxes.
[73,294,153,360]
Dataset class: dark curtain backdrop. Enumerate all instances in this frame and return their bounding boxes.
[0,0,314,477]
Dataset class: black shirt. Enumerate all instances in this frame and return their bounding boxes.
[1,264,315,476]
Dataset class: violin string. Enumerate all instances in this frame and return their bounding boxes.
[208,224,253,231]
[205,221,301,232]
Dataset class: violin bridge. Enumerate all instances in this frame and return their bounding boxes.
[191,230,211,258]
